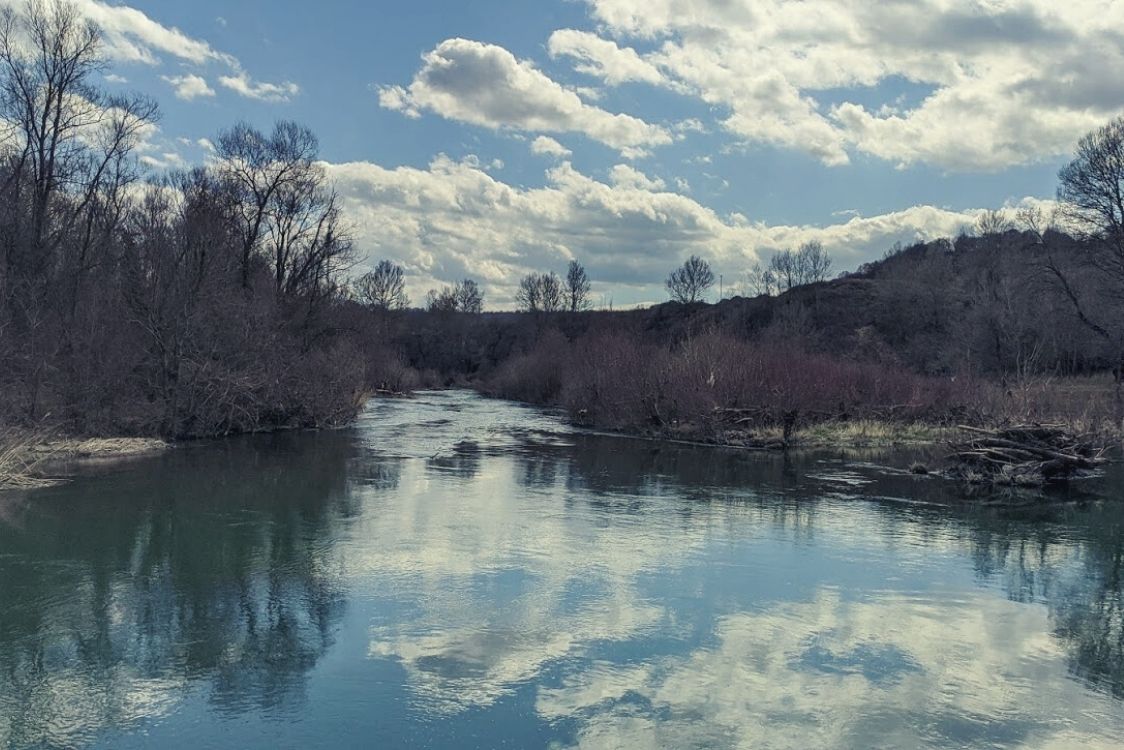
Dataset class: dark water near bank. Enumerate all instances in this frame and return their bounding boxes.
[2,391,1123,749]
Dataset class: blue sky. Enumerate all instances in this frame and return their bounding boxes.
[31,0,1124,306]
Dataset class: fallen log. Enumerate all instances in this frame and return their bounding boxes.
[946,424,1107,486]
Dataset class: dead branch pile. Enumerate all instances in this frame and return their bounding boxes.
[947,424,1109,485]
[0,429,58,489]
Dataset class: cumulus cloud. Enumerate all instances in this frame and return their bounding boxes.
[378,38,672,156]
[565,0,1124,170]
[608,163,665,191]
[547,29,669,88]
[217,72,300,102]
[161,73,215,101]
[326,154,1003,308]
[531,136,573,159]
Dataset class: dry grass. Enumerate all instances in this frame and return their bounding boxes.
[0,428,59,489]
[1,432,169,490]
[31,437,170,459]
[793,420,958,448]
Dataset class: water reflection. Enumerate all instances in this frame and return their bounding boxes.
[0,432,369,749]
[0,391,1122,749]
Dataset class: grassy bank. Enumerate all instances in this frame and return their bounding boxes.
[0,431,170,490]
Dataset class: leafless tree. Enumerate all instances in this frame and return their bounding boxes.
[565,260,591,312]
[215,120,320,289]
[454,278,484,313]
[355,260,408,310]
[745,263,778,297]
[516,272,564,312]
[267,178,352,305]
[1053,115,1124,422]
[753,241,833,296]
[425,279,483,313]
[796,240,832,284]
[425,287,457,313]
[0,0,156,279]
[975,209,1013,237]
[666,255,714,303]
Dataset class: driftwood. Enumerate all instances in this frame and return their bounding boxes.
[946,424,1108,486]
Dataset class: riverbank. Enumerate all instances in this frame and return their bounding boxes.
[660,418,958,451]
[0,433,170,490]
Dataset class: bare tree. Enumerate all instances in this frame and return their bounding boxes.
[796,240,832,284]
[454,278,484,313]
[755,241,833,295]
[1053,115,1124,423]
[975,209,1013,237]
[516,272,564,312]
[425,286,457,313]
[425,278,483,313]
[666,255,714,303]
[266,175,352,305]
[0,0,156,279]
[355,260,408,310]
[565,260,591,312]
[215,120,320,288]
[745,263,777,297]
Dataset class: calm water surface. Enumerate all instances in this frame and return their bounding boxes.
[2,391,1123,749]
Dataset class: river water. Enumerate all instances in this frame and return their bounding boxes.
[1,391,1123,749]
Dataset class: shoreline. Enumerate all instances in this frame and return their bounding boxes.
[573,420,962,453]
[0,436,171,490]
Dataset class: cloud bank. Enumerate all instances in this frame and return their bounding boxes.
[328,155,1007,307]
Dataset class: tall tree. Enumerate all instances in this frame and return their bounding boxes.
[565,260,591,312]
[425,278,483,313]
[975,209,1013,237]
[666,255,714,303]
[0,0,156,281]
[215,120,320,289]
[355,260,408,310]
[454,278,484,313]
[1053,114,1124,424]
[516,272,563,312]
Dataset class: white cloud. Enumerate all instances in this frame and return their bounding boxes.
[378,38,672,157]
[531,136,572,159]
[547,29,669,88]
[0,0,298,104]
[139,151,186,170]
[217,72,300,102]
[62,0,232,66]
[608,163,665,191]
[326,154,1004,308]
[161,74,215,101]
[570,0,1124,170]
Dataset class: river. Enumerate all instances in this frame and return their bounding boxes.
[1,390,1123,749]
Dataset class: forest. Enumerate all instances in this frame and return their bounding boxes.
[2,0,1124,457]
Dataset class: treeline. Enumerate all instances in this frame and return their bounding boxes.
[0,1,367,438]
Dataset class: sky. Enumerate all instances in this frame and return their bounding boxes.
[16,0,1124,307]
